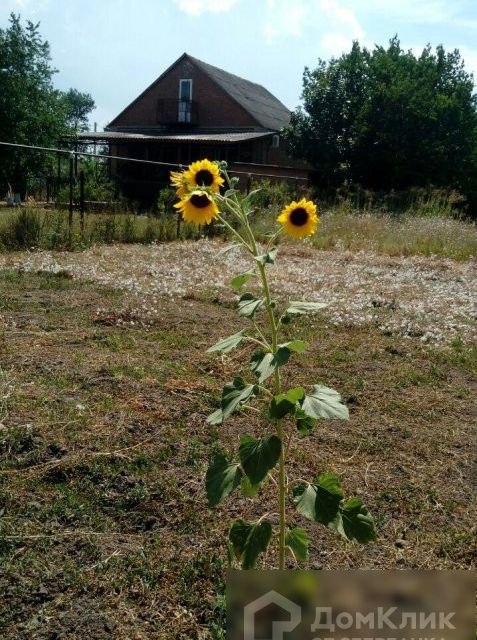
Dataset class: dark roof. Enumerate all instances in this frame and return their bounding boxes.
[78,131,273,144]
[108,53,290,132]
[187,55,290,131]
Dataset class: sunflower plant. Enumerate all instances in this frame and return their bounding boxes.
[171,159,376,569]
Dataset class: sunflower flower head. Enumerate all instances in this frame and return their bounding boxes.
[183,159,224,192]
[174,190,219,225]
[277,198,318,238]
[170,170,189,198]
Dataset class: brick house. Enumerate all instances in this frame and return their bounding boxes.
[79,53,307,202]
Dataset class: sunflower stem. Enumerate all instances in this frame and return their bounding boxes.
[234,194,287,570]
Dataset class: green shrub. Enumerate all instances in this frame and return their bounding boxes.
[0,209,41,249]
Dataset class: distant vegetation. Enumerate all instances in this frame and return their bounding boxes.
[284,38,477,218]
[0,14,95,197]
[1,181,475,260]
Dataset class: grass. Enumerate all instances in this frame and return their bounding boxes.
[0,207,203,251]
[0,268,475,638]
[1,189,476,260]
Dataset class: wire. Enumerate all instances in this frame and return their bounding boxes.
[0,139,308,181]
[0,140,183,168]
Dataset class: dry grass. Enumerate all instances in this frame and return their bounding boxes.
[311,209,477,260]
[0,266,475,638]
[1,204,476,261]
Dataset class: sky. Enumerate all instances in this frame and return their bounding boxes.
[1,0,477,130]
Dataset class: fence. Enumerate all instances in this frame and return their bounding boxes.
[0,139,309,230]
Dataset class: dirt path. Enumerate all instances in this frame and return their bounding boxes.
[0,240,475,343]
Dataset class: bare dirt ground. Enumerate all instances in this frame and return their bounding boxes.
[0,244,476,639]
[0,240,475,344]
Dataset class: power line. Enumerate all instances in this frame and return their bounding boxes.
[0,139,308,182]
[0,140,184,168]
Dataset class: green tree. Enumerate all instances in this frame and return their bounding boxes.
[0,14,95,196]
[62,88,95,132]
[283,37,477,204]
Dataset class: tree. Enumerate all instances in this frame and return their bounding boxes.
[283,38,477,203]
[62,88,95,132]
[0,14,95,196]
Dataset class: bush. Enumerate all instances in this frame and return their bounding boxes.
[0,209,41,249]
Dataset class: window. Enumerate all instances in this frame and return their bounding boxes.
[272,134,280,148]
[178,79,192,123]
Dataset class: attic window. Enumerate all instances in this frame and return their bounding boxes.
[179,79,193,123]
[272,134,280,148]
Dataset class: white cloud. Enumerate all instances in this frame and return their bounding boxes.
[318,0,365,55]
[263,0,365,55]
[263,2,307,42]
[174,0,240,15]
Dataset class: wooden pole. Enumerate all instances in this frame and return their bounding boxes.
[246,173,252,195]
[79,170,85,234]
[69,155,74,235]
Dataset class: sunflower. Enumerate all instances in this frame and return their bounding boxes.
[276,198,318,238]
[170,170,188,198]
[174,190,219,225]
[183,159,224,192]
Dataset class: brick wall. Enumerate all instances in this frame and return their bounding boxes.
[110,58,258,130]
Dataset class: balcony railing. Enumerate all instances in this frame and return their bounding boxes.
[156,99,198,126]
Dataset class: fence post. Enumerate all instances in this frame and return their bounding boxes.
[246,173,252,195]
[69,154,74,236]
[79,169,85,234]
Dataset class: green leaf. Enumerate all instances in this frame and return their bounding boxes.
[269,387,305,419]
[241,475,259,498]
[333,497,377,543]
[250,351,275,383]
[239,435,281,485]
[207,330,245,354]
[272,345,291,367]
[286,301,328,315]
[231,271,255,292]
[243,188,263,204]
[279,340,309,354]
[254,247,277,265]
[229,519,273,569]
[206,408,224,425]
[293,473,343,525]
[221,377,257,421]
[302,385,349,420]
[238,293,264,317]
[250,346,292,384]
[205,453,242,507]
[295,408,317,434]
[286,527,309,561]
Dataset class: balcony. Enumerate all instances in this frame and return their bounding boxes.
[156,99,198,126]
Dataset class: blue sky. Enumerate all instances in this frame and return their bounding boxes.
[2,0,477,130]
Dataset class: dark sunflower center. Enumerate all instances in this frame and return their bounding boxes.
[289,207,309,226]
[194,169,214,187]
[190,193,211,209]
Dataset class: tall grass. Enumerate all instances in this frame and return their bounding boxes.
[247,184,476,261]
[0,208,202,251]
[0,184,476,261]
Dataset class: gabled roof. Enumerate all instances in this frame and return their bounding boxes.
[186,54,290,131]
[108,53,290,132]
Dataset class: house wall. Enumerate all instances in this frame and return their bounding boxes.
[110,57,258,130]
